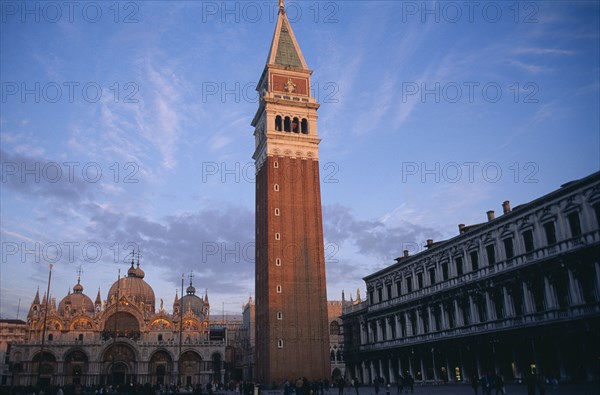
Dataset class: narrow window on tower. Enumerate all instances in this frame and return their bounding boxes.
[428,268,436,285]
[274,161,279,168]
[275,208,280,216]
[275,115,282,131]
[485,244,496,265]
[441,262,449,281]
[503,238,514,259]
[274,184,280,192]
[522,229,535,253]
[301,118,309,134]
[284,117,291,132]
[275,258,281,266]
[594,203,600,227]
[470,251,479,271]
[543,222,557,245]
[292,117,300,133]
[277,312,283,320]
[455,257,464,276]
[277,339,284,348]
[567,212,582,237]
[417,272,424,289]
[275,233,281,240]
[276,285,282,293]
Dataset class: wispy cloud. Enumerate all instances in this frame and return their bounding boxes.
[512,47,575,56]
[506,59,550,74]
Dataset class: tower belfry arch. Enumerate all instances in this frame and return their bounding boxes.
[252,0,330,384]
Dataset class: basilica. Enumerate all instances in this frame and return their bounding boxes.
[9,256,227,387]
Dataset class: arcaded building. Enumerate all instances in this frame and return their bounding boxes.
[342,172,600,385]
[8,258,227,387]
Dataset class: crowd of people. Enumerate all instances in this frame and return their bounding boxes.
[0,370,563,395]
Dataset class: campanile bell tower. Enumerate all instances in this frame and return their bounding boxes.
[252,0,330,384]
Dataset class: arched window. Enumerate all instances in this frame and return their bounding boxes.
[336,349,343,361]
[292,117,299,133]
[284,117,291,132]
[330,321,340,335]
[330,350,336,361]
[275,116,282,131]
[48,334,53,341]
[301,118,309,134]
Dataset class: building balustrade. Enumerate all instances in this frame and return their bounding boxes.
[357,303,600,351]
[363,229,599,315]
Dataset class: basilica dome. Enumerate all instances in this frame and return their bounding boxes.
[180,283,205,317]
[57,280,94,316]
[107,261,155,311]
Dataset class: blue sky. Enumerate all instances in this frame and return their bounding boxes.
[1,0,598,318]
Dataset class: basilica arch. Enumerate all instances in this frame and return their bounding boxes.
[179,350,202,386]
[32,351,57,387]
[64,349,89,385]
[150,349,173,385]
[102,311,142,340]
[102,342,137,385]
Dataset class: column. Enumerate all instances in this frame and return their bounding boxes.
[454,300,464,326]
[432,348,439,381]
[394,314,401,339]
[416,309,424,334]
[594,262,600,295]
[397,355,403,378]
[379,359,384,382]
[405,312,413,336]
[544,276,556,310]
[385,316,392,340]
[419,354,426,381]
[426,306,434,332]
[522,282,533,313]
[485,291,495,321]
[360,322,366,345]
[439,303,447,330]
[567,269,581,305]
[469,295,478,323]
[376,319,383,341]
[362,362,368,384]
[503,286,513,317]
[370,360,376,384]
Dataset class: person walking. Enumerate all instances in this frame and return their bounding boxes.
[492,373,505,395]
[396,375,404,395]
[470,375,479,395]
[352,378,360,395]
